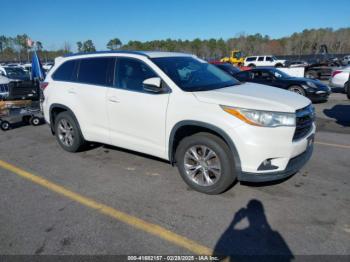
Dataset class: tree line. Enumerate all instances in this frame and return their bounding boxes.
[1,28,349,62]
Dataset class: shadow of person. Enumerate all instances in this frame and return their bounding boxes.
[324,105,350,127]
[213,199,294,262]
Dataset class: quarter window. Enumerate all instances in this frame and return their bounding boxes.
[52,60,76,81]
[78,57,115,86]
[246,57,257,62]
[115,58,157,91]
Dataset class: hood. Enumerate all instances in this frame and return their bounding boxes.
[193,82,310,113]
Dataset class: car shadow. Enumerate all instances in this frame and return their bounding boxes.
[330,87,345,94]
[213,199,294,262]
[323,105,350,127]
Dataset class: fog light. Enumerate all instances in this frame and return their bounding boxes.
[257,159,278,171]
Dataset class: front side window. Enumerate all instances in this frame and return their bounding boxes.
[265,56,273,62]
[115,58,157,91]
[152,57,239,92]
[78,57,115,86]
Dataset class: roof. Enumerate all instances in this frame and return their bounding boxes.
[64,50,193,59]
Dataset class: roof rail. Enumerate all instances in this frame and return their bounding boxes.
[64,50,150,58]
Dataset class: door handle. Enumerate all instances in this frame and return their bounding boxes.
[108,96,120,103]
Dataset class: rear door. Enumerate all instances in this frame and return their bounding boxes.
[106,57,170,158]
[74,57,114,143]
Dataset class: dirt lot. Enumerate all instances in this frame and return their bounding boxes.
[0,89,349,258]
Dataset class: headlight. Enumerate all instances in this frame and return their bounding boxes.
[306,81,318,89]
[221,106,296,127]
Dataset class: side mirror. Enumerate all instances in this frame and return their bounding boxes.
[143,77,162,93]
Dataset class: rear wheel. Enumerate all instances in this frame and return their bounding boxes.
[30,116,41,126]
[54,112,85,152]
[1,121,10,131]
[288,85,306,96]
[175,133,236,194]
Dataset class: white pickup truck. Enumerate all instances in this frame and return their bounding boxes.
[244,55,286,68]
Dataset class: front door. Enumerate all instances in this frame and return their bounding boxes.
[106,57,170,159]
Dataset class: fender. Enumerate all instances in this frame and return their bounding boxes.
[168,120,242,177]
[49,103,84,140]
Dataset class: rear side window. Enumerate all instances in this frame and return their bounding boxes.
[78,57,115,86]
[52,60,76,81]
[246,57,257,62]
[258,57,264,61]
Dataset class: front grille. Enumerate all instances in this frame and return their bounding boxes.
[293,105,315,141]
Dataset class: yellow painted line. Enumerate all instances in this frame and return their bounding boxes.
[0,159,212,255]
[315,141,350,150]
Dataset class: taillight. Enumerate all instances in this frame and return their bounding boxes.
[40,82,49,90]
[331,70,341,78]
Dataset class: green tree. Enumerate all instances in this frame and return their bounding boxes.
[82,40,96,52]
[107,38,122,50]
[76,41,83,52]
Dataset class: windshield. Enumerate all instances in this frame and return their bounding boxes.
[151,57,240,91]
[4,67,28,78]
[271,69,291,79]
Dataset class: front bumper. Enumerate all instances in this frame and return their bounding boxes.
[238,138,314,182]
[305,86,331,102]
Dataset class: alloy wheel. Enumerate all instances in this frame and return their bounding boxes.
[183,145,221,186]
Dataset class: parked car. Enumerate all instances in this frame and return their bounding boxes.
[42,51,315,194]
[210,62,241,76]
[243,55,286,68]
[234,67,330,102]
[329,66,350,93]
[0,66,30,81]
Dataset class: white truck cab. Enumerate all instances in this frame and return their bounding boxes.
[244,55,286,68]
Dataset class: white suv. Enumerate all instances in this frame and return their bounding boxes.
[42,51,315,194]
[244,56,286,68]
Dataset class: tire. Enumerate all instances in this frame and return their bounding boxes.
[248,64,256,68]
[1,121,10,131]
[275,63,283,68]
[346,82,350,99]
[30,116,41,126]
[288,85,306,96]
[305,70,318,79]
[54,111,85,152]
[175,132,236,194]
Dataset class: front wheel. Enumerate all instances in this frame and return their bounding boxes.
[346,82,350,99]
[175,133,236,194]
[288,85,306,96]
